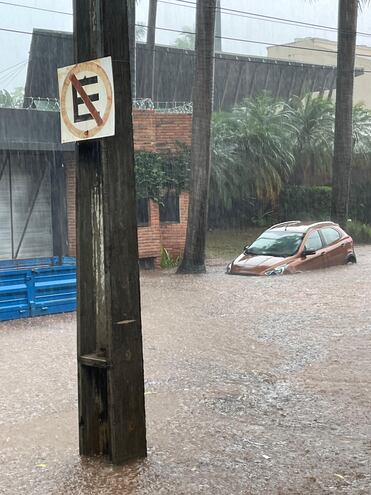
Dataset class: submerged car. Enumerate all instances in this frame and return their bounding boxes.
[227,221,356,276]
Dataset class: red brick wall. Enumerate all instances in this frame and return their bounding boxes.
[160,192,189,257]
[132,110,156,151]
[137,200,161,259]
[155,114,192,152]
[65,110,191,264]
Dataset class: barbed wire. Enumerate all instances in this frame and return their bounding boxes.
[0,96,193,114]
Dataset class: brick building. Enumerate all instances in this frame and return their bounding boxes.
[65,109,192,267]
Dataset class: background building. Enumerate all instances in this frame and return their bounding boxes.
[268,37,371,108]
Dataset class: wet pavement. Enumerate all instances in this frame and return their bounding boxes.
[1,247,371,494]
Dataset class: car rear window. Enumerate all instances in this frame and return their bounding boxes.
[321,227,341,246]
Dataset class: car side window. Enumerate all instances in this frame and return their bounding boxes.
[321,227,341,246]
[305,231,323,251]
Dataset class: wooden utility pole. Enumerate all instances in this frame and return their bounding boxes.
[73,0,147,464]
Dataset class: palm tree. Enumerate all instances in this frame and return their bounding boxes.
[177,0,217,274]
[352,103,371,165]
[289,94,334,185]
[331,0,369,227]
[210,96,296,214]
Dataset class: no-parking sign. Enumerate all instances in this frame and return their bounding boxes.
[58,56,115,143]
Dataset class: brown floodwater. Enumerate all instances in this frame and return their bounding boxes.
[1,247,370,494]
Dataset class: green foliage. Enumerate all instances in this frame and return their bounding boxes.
[280,185,371,227]
[160,247,180,268]
[135,152,165,202]
[210,94,371,228]
[289,94,334,183]
[206,227,264,260]
[173,26,195,50]
[134,146,190,202]
[136,22,146,42]
[211,95,295,209]
[352,103,371,164]
[0,87,24,107]
[0,89,13,107]
[346,221,371,243]
[280,186,332,221]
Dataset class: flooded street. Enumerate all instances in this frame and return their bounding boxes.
[1,247,371,495]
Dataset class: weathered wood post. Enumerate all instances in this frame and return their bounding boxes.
[73,0,147,463]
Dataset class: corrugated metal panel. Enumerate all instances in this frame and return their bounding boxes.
[0,257,76,321]
[0,152,53,261]
[0,160,11,259]
[12,156,53,259]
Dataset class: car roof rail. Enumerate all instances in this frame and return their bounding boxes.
[268,220,301,230]
[309,221,335,227]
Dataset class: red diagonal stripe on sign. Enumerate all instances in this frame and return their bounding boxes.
[70,73,104,126]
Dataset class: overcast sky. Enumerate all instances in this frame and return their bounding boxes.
[1,0,371,92]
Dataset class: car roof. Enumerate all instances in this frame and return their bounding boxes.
[267,220,340,234]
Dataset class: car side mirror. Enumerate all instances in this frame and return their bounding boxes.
[243,245,249,254]
[302,248,316,257]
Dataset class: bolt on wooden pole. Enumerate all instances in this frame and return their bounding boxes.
[73,0,147,463]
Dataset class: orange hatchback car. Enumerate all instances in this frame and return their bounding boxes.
[227,221,356,276]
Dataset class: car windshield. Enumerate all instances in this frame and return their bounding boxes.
[247,231,304,257]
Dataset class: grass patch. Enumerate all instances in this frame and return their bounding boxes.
[206,227,264,260]
[160,247,180,268]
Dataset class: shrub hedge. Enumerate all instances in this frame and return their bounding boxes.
[280,186,332,222]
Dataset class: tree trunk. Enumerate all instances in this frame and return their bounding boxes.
[331,0,358,228]
[127,0,136,99]
[177,0,216,274]
[146,0,157,99]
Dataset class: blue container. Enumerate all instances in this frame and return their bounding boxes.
[0,257,77,321]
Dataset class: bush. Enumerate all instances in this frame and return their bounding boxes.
[346,221,371,243]
[280,186,331,221]
[135,147,190,202]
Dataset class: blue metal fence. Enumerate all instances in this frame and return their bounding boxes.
[0,257,76,321]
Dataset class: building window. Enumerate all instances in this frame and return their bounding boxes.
[160,192,180,223]
[137,198,149,226]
